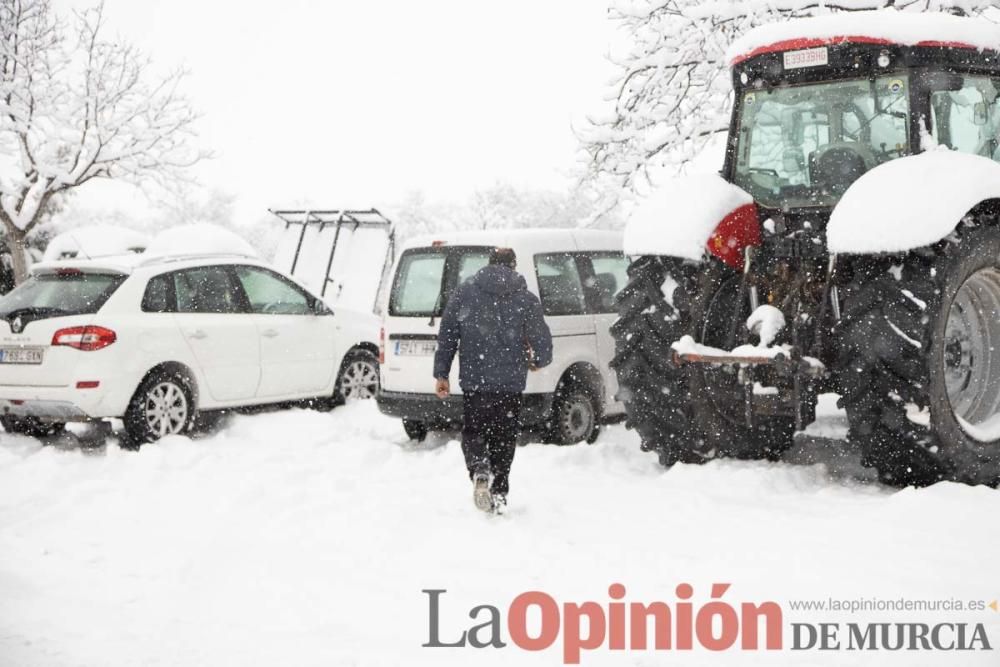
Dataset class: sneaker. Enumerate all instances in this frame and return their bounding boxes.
[472,473,493,512]
[492,493,507,515]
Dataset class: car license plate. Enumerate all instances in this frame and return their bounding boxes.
[0,347,43,364]
[395,340,437,356]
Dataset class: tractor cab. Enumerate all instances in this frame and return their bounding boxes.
[725,16,1000,224]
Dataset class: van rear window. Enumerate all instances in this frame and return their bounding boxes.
[390,253,446,316]
[389,247,491,317]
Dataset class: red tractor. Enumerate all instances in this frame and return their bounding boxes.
[612,10,1000,487]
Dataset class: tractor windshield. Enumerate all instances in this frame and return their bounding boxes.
[732,75,910,209]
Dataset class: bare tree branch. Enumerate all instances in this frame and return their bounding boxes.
[0,0,207,282]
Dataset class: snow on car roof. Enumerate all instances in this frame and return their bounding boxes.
[29,253,269,277]
[726,9,1000,65]
[41,225,150,263]
[144,223,258,260]
[30,255,146,275]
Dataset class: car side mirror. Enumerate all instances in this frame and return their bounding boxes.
[312,299,333,316]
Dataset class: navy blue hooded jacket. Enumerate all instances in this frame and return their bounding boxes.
[433,265,553,393]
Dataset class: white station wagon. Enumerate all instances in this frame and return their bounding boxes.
[0,254,379,444]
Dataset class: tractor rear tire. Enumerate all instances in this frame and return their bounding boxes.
[836,223,1000,488]
[612,255,797,466]
[611,256,706,466]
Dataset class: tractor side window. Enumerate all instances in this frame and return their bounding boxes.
[931,75,1000,160]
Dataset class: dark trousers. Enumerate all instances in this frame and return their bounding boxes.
[461,391,522,496]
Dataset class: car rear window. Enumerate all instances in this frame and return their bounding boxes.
[389,247,491,317]
[0,271,125,320]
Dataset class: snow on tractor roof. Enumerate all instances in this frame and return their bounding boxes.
[727,9,1000,66]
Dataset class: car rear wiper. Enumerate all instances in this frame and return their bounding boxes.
[0,306,71,319]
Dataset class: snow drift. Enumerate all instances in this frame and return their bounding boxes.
[1,403,998,666]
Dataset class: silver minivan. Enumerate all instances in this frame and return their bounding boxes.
[376,228,628,444]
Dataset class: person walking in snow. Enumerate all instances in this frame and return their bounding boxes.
[433,247,553,514]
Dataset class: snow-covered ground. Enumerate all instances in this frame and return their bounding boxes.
[1,401,998,666]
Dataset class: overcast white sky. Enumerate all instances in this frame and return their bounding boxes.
[54,0,615,222]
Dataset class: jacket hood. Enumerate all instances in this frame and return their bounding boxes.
[472,265,527,296]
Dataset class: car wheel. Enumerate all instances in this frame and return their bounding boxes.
[548,389,599,445]
[122,369,194,448]
[192,409,229,434]
[403,419,428,442]
[336,349,380,401]
[0,415,65,438]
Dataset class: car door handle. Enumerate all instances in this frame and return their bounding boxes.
[261,329,279,338]
[188,329,208,340]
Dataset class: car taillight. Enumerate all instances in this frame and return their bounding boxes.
[379,326,385,364]
[51,326,117,351]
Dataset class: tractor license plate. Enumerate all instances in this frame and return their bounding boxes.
[395,340,437,356]
[783,47,828,70]
[0,347,43,364]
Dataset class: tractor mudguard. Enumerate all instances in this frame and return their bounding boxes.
[828,150,1000,255]
[623,174,760,269]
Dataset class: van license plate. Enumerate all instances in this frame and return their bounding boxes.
[0,347,43,364]
[395,340,437,356]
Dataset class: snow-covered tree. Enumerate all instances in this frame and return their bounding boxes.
[579,0,1000,200]
[0,0,202,282]
[389,183,620,241]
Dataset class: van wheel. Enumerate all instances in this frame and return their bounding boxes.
[0,416,65,438]
[122,370,194,448]
[403,419,428,442]
[549,389,599,445]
